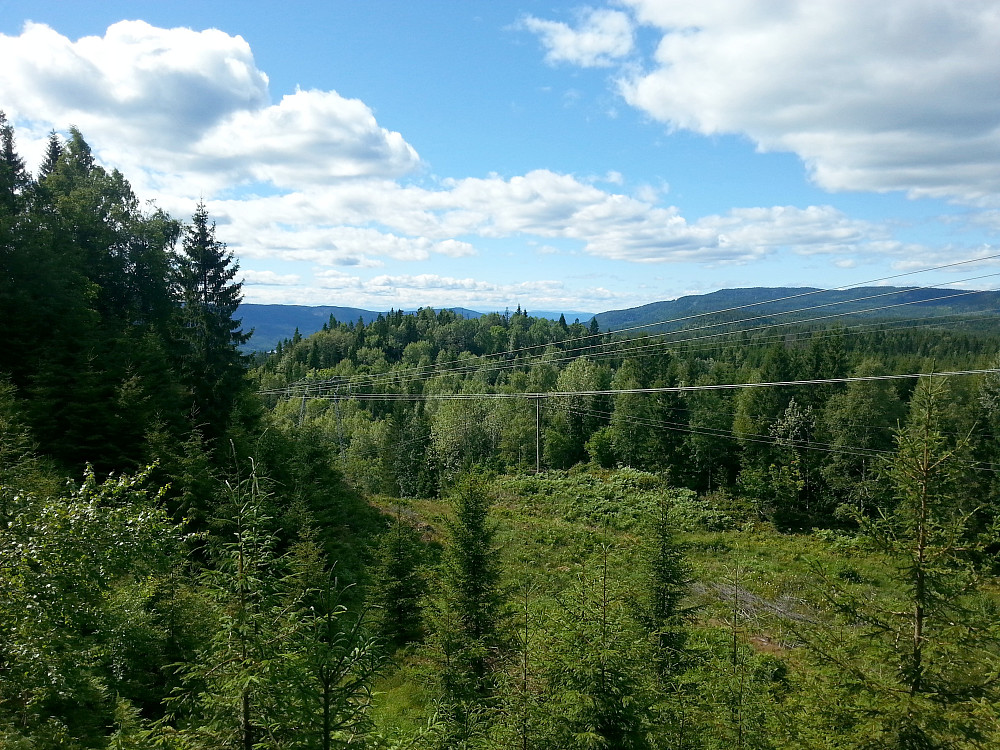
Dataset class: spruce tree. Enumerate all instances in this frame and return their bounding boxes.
[540,544,657,750]
[166,472,287,749]
[428,473,506,743]
[174,201,251,439]
[640,493,692,676]
[370,514,427,649]
[792,377,1000,747]
[37,130,63,180]
[0,112,28,214]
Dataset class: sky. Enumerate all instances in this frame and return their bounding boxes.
[2,0,1000,315]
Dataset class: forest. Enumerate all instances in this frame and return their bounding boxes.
[4,116,1000,749]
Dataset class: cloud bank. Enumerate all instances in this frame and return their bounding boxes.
[527,0,1000,203]
[0,20,420,193]
[1,13,989,310]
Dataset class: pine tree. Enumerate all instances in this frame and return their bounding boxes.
[174,201,251,439]
[0,111,28,214]
[792,377,1000,747]
[37,130,63,180]
[428,473,507,743]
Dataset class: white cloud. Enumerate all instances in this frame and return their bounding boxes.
[3,15,974,311]
[589,0,1000,203]
[0,20,419,194]
[241,269,301,286]
[200,170,893,269]
[0,20,267,140]
[521,8,634,68]
[193,89,419,188]
[310,270,625,309]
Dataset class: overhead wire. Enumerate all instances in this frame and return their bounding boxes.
[261,271,1000,398]
[257,254,1000,479]
[560,402,1000,474]
[262,255,1000,395]
[290,368,1000,401]
[264,254,1000,394]
[585,251,1000,341]
[260,295,1000,399]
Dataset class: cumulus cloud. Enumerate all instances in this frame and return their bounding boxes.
[200,169,893,270]
[193,89,420,188]
[558,0,1000,203]
[0,20,419,193]
[1,15,961,310]
[520,8,635,67]
[0,20,267,141]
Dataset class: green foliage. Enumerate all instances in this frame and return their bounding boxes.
[637,497,693,676]
[0,466,183,746]
[9,116,1000,747]
[536,545,659,750]
[370,513,429,650]
[425,473,507,743]
[173,201,251,440]
[275,529,381,749]
[585,425,616,468]
[165,471,378,748]
[787,377,1000,747]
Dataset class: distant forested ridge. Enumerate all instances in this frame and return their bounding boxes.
[239,303,595,351]
[241,285,999,354]
[5,115,1000,748]
[594,285,1000,333]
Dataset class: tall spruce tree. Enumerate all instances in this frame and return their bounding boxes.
[0,112,28,214]
[174,202,251,439]
[429,472,506,744]
[790,377,1000,747]
[37,130,63,181]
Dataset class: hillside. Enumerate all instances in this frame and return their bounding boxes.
[241,286,998,352]
[594,286,1000,333]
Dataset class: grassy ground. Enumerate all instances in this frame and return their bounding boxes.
[362,466,1000,750]
[364,467,905,736]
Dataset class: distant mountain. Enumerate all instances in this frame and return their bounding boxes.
[238,305,380,351]
[531,310,597,322]
[593,286,1000,334]
[239,287,992,353]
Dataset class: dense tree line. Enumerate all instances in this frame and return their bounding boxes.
[249,267,1000,747]
[0,119,379,747]
[258,301,1000,532]
[0,115,251,475]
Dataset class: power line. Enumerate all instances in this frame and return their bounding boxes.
[561,403,1000,474]
[260,302,998,399]
[260,254,1000,396]
[291,368,1000,402]
[261,277,1000,398]
[592,252,1000,340]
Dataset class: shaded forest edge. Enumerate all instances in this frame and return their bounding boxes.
[4,118,1000,747]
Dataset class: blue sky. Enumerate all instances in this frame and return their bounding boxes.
[2,0,999,313]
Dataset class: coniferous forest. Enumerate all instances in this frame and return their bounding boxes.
[5,118,1000,748]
